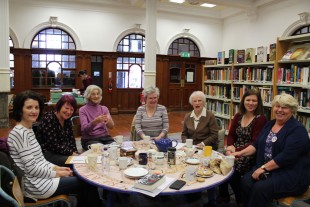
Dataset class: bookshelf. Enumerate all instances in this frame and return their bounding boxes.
[203,34,310,137]
[276,33,310,136]
[204,61,275,135]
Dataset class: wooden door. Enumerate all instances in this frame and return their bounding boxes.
[167,61,201,110]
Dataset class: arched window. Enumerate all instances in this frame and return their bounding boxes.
[292,25,310,36]
[168,38,200,57]
[9,37,14,89]
[116,34,145,88]
[31,28,76,88]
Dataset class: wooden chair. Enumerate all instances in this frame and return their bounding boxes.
[71,115,83,153]
[0,165,71,207]
[215,118,226,154]
[274,188,310,206]
[130,115,138,141]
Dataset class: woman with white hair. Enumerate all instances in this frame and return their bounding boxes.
[234,93,310,207]
[135,86,169,141]
[79,85,115,150]
[181,90,219,207]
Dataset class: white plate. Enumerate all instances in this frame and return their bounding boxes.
[116,157,134,166]
[124,167,148,178]
[185,158,200,165]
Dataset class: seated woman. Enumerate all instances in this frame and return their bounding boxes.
[7,90,101,206]
[181,91,219,207]
[36,95,79,166]
[135,86,169,141]
[79,85,115,150]
[233,93,310,207]
[218,89,267,206]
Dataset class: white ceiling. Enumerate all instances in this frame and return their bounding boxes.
[11,0,282,19]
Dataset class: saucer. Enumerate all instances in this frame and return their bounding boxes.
[124,167,148,178]
[185,158,200,165]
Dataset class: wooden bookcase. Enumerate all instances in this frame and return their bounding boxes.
[203,33,310,135]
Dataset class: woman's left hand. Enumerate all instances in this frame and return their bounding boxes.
[252,168,265,180]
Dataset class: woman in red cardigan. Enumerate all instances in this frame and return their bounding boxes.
[218,89,267,206]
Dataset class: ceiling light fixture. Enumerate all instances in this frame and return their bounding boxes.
[201,3,216,8]
[169,0,185,4]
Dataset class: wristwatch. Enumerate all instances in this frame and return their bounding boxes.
[260,165,268,172]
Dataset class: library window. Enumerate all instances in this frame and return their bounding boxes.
[168,38,200,57]
[31,28,76,88]
[116,33,145,88]
[292,25,310,35]
[9,36,14,89]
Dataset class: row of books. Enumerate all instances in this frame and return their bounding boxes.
[232,67,274,83]
[206,100,230,117]
[232,103,272,121]
[281,44,310,61]
[204,85,231,99]
[296,115,310,133]
[278,87,310,109]
[232,85,273,103]
[205,68,231,81]
[216,43,276,65]
[277,66,310,85]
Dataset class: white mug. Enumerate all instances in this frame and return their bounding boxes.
[185,147,195,157]
[88,143,104,154]
[225,155,235,167]
[86,154,98,171]
[186,139,193,148]
[114,135,124,144]
[118,157,128,170]
[154,152,164,165]
[185,166,197,181]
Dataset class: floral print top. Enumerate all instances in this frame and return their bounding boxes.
[36,111,77,156]
[234,115,257,175]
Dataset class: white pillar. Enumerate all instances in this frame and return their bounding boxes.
[0,0,10,128]
[144,0,157,88]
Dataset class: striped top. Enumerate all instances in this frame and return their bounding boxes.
[135,104,169,137]
[8,125,59,199]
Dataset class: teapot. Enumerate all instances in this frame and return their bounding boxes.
[152,138,178,152]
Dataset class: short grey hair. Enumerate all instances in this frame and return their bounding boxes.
[142,86,160,99]
[189,91,206,106]
[272,92,298,115]
[83,85,102,103]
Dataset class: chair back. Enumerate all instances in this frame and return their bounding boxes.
[0,165,24,207]
[71,116,81,138]
[215,118,226,154]
[130,115,138,141]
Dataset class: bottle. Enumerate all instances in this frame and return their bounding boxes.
[167,147,176,165]
[102,147,110,173]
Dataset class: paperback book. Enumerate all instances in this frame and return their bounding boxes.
[237,49,245,63]
[245,48,256,63]
[257,46,267,62]
[133,174,166,192]
[269,43,276,61]
[217,51,225,65]
[228,49,238,64]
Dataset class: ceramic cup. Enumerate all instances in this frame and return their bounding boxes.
[153,152,164,165]
[86,154,98,171]
[186,139,193,148]
[225,155,235,167]
[185,147,195,157]
[185,166,197,181]
[118,157,128,170]
[114,135,124,144]
[88,143,104,154]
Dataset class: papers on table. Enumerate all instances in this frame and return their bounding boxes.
[130,176,176,197]
[68,156,102,164]
[176,143,186,150]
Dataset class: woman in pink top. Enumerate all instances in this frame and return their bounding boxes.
[79,85,115,150]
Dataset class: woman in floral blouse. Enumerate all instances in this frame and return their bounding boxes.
[36,95,79,166]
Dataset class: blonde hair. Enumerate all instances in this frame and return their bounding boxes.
[272,92,298,115]
[83,85,102,103]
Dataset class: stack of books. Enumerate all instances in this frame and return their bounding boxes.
[133,173,166,192]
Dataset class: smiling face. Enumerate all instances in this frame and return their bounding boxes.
[191,95,204,114]
[244,95,258,114]
[273,103,293,125]
[58,102,74,120]
[146,92,158,107]
[21,98,40,128]
[89,89,101,104]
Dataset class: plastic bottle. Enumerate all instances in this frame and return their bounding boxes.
[102,147,110,173]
